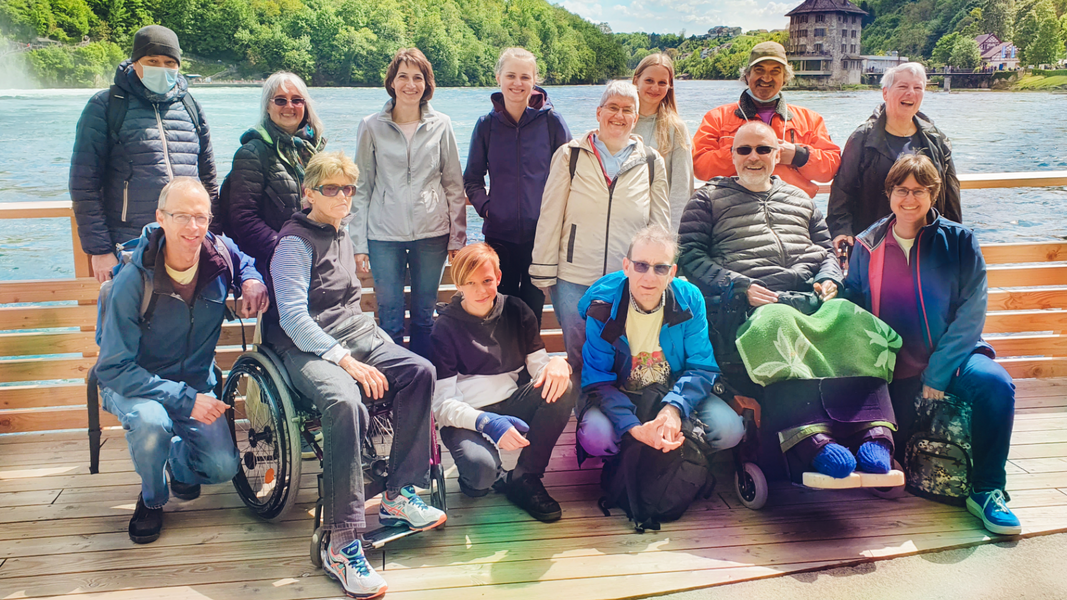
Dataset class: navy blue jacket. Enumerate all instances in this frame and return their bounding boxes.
[580,271,721,437]
[463,87,571,243]
[844,210,994,391]
[95,224,261,417]
[69,60,218,255]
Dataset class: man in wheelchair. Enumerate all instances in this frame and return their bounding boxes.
[95,177,268,544]
[576,226,746,459]
[267,152,445,599]
[678,121,899,483]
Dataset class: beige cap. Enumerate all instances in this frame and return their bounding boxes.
[748,41,788,68]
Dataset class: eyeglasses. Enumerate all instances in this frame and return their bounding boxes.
[162,211,211,227]
[272,96,306,107]
[734,145,776,155]
[891,186,931,200]
[313,185,356,197]
[601,104,636,116]
[630,260,673,276]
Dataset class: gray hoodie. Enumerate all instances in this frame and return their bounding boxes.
[351,99,467,254]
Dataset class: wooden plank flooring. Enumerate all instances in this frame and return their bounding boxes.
[1,378,1066,600]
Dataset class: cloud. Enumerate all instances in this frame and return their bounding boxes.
[559,0,796,33]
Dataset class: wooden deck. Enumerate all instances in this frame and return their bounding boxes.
[2,378,1066,600]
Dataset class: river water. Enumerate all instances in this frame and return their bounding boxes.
[1,80,1065,280]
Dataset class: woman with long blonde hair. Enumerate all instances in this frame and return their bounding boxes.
[632,53,693,233]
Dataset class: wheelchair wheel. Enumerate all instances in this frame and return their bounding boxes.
[429,461,447,517]
[223,352,303,521]
[735,461,769,510]
[310,527,324,567]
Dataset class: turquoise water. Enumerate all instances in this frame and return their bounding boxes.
[1,81,1065,280]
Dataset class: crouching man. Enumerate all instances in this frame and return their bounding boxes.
[577,225,745,459]
[96,177,269,544]
[431,243,576,522]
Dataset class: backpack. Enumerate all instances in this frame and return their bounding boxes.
[904,392,973,506]
[214,145,271,240]
[596,385,717,532]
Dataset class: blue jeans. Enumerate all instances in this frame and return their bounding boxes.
[578,393,746,457]
[890,352,1015,492]
[368,234,449,360]
[548,279,591,381]
[102,388,239,509]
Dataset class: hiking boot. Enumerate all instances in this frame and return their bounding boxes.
[166,462,201,500]
[506,472,562,522]
[379,485,447,531]
[322,538,388,599]
[128,494,163,544]
[967,489,1022,535]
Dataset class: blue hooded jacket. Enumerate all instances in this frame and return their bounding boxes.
[95,224,262,417]
[843,210,994,391]
[463,87,571,243]
[69,60,217,255]
[579,270,721,437]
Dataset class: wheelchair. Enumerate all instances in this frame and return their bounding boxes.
[220,342,447,563]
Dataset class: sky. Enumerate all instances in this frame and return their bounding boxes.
[559,0,799,35]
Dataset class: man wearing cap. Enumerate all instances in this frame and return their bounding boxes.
[691,41,840,198]
[70,25,218,283]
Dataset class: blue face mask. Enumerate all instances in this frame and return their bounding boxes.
[140,65,179,94]
[745,87,781,103]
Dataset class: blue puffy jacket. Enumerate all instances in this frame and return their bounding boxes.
[95,224,262,417]
[463,87,571,243]
[843,210,994,392]
[579,270,722,437]
[69,60,218,255]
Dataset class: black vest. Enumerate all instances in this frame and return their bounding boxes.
[266,210,364,353]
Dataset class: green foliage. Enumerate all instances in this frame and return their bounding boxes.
[1016,0,1065,64]
[24,39,124,85]
[932,30,983,67]
[670,31,788,80]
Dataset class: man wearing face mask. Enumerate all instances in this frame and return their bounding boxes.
[70,25,218,284]
[691,42,840,198]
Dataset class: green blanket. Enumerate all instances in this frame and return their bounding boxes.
[735,299,902,386]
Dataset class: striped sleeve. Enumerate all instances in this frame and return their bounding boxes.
[270,235,345,362]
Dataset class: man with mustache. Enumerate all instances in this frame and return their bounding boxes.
[692,42,841,199]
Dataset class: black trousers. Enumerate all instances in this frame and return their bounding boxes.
[486,237,545,326]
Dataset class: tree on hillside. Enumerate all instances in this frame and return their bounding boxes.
[1016,0,1065,63]
[981,0,1015,40]
[932,30,983,67]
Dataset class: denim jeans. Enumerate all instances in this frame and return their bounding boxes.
[281,341,434,532]
[102,388,239,509]
[889,352,1015,492]
[367,234,449,360]
[485,237,545,326]
[440,380,576,494]
[548,279,591,384]
[577,391,745,457]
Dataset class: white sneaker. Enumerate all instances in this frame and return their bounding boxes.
[322,539,387,599]
[378,485,447,531]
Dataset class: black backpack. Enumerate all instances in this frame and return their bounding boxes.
[904,392,973,506]
[596,385,717,532]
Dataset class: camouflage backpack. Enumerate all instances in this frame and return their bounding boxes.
[904,392,972,506]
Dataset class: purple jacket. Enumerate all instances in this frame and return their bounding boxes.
[463,87,571,243]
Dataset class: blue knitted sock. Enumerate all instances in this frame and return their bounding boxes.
[856,440,893,474]
[812,443,856,479]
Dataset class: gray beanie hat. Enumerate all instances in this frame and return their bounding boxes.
[131,25,182,65]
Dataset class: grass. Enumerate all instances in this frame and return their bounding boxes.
[1013,74,1067,90]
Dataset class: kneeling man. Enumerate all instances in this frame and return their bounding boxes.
[578,225,745,458]
[96,177,268,543]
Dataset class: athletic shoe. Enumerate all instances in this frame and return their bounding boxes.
[128,494,163,544]
[967,489,1022,535]
[322,539,387,599]
[166,462,201,500]
[378,485,447,531]
[506,472,562,522]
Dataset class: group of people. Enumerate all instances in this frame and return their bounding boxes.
[74,25,1019,600]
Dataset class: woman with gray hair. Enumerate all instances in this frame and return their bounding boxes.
[827,62,961,255]
[225,71,327,274]
[531,79,670,388]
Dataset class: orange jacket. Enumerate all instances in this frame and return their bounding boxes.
[692,94,841,198]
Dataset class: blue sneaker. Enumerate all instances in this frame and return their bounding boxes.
[967,489,1022,535]
[322,539,387,599]
[379,485,447,531]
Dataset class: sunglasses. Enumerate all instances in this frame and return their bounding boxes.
[272,96,306,107]
[734,145,776,155]
[631,260,673,276]
[313,185,356,197]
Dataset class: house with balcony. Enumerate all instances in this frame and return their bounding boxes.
[976,34,1019,70]
[786,0,867,86]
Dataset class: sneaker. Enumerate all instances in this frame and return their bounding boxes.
[128,494,163,544]
[967,489,1022,535]
[379,485,447,531]
[506,472,562,522]
[322,539,388,599]
[166,462,201,500]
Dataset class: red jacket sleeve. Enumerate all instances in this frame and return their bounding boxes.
[691,106,738,181]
